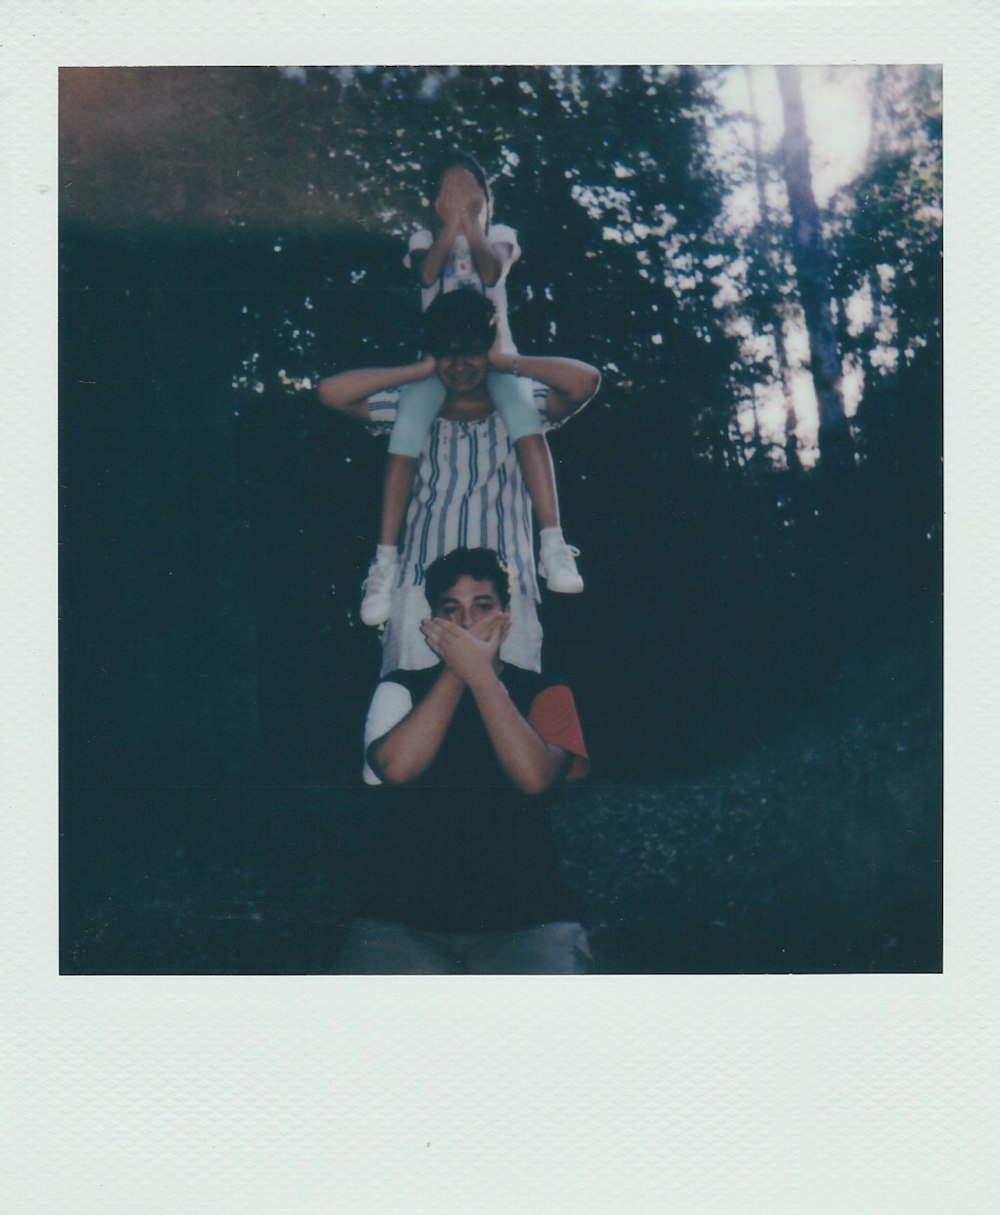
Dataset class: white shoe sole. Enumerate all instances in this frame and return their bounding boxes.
[360,602,391,626]
[360,567,397,627]
[538,565,584,594]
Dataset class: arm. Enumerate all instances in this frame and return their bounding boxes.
[488,347,602,426]
[412,215,463,288]
[412,173,466,287]
[367,667,465,785]
[459,193,503,288]
[468,667,572,796]
[368,614,507,786]
[421,616,570,796]
[415,174,504,288]
[316,356,436,421]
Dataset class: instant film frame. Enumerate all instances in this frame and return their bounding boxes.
[4,2,994,1211]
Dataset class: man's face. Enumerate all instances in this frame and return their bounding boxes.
[432,576,505,630]
[435,342,489,396]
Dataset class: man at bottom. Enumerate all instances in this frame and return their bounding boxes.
[337,546,592,974]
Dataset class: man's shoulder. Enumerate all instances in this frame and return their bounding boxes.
[502,664,570,702]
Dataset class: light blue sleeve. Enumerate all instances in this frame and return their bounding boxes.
[387,375,447,456]
[486,370,543,441]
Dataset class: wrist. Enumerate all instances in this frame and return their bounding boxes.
[465,663,502,698]
[434,666,467,696]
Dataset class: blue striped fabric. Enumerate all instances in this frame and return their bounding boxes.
[369,388,550,602]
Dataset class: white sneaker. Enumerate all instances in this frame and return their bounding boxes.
[538,541,584,594]
[360,556,399,626]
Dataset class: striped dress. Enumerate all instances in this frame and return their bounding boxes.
[368,386,551,674]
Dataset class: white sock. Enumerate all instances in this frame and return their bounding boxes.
[375,544,399,565]
[539,527,565,549]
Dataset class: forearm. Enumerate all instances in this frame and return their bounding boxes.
[466,671,567,796]
[492,351,601,420]
[463,218,502,287]
[317,361,432,419]
[369,669,465,784]
[417,219,462,286]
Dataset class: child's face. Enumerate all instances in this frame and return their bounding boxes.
[436,167,486,222]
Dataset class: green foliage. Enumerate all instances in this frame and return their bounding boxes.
[228,66,756,462]
[62,64,941,478]
[828,66,941,354]
[61,63,944,793]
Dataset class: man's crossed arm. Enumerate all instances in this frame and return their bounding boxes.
[367,615,571,796]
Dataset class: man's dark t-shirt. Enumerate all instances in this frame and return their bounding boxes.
[363,664,589,933]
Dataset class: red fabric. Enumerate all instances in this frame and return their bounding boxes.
[527,685,590,781]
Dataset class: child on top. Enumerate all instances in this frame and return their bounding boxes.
[360,148,584,627]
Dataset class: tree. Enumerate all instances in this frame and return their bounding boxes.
[825,65,942,593]
[775,65,852,475]
[743,66,801,475]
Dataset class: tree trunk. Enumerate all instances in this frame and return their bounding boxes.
[775,66,852,474]
[745,67,801,475]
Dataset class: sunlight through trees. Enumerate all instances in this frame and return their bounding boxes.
[60,64,942,781]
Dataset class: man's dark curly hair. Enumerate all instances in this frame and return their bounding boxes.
[422,287,497,357]
[424,547,512,612]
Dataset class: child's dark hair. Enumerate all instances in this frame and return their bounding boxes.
[422,287,497,357]
[425,547,512,612]
[428,148,493,227]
